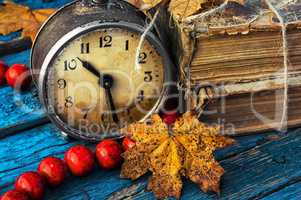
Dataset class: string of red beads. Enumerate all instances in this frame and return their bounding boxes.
[0,139,127,200]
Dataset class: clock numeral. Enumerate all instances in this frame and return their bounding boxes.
[82,108,91,119]
[138,52,147,64]
[57,79,66,89]
[64,59,77,71]
[137,90,144,102]
[64,96,73,108]
[100,35,112,48]
[125,40,129,51]
[144,71,153,82]
[81,43,90,54]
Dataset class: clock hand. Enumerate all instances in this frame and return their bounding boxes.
[100,74,119,124]
[105,88,119,124]
[77,57,101,78]
[76,57,119,123]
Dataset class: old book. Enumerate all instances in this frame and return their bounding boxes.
[156,0,301,134]
[200,86,301,135]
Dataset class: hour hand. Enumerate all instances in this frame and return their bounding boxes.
[77,57,101,78]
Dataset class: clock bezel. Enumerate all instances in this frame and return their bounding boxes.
[38,21,175,142]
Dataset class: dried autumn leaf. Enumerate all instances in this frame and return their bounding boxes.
[169,0,208,19]
[0,1,56,41]
[148,139,183,199]
[229,0,245,5]
[121,112,235,199]
[121,115,169,180]
[126,0,167,10]
[32,9,56,24]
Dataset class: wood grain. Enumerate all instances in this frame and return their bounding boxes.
[0,124,135,199]
[0,38,32,56]
[261,182,301,200]
[0,122,281,199]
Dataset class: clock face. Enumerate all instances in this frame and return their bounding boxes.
[46,27,165,137]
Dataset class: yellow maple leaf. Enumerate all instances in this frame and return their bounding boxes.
[0,1,56,41]
[126,0,167,10]
[121,112,235,199]
[121,115,169,180]
[169,0,208,19]
[148,138,183,199]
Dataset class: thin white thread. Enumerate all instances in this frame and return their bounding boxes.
[135,10,160,71]
[264,0,288,131]
[182,0,229,112]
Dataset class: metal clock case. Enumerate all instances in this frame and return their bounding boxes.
[31,0,177,142]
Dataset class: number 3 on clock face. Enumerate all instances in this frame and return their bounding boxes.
[31,0,176,142]
[48,28,165,135]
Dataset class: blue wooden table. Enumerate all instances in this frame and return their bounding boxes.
[1,1,301,199]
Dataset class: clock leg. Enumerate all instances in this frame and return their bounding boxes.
[60,131,74,141]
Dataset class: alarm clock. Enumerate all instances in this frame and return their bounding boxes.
[31,0,177,141]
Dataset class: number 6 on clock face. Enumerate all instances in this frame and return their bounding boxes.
[31,0,176,142]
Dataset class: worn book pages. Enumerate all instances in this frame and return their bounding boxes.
[163,0,299,113]
[128,0,301,134]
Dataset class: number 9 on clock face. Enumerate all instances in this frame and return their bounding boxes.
[31,0,176,141]
[46,28,166,138]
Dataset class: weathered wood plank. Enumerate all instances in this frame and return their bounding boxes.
[262,182,301,200]
[45,170,133,200]
[0,124,135,200]
[0,0,71,10]
[0,121,283,199]
[106,181,148,200]
[0,32,21,42]
[0,50,52,135]
[214,131,278,160]
[191,129,301,200]
[0,86,47,135]
[0,38,32,56]
[1,49,30,66]
[122,129,301,200]
[0,125,72,192]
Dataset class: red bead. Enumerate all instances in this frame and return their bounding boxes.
[14,172,45,200]
[38,157,67,187]
[0,190,29,200]
[163,112,178,125]
[0,61,7,86]
[64,145,95,176]
[96,139,123,169]
[122,137,136,151]
[5,64,31,90]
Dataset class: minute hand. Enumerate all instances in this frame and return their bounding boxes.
[77,57,101,78]
[104,87,119,123]
[101,74,119,124]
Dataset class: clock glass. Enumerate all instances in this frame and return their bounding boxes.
[46,27,165,137]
